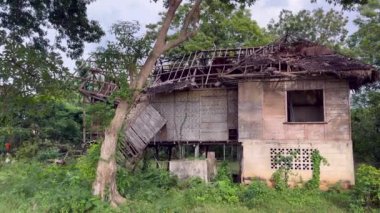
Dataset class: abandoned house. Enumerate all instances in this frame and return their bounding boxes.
[80,36,379,186]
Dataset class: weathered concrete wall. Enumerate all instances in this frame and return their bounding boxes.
[238,79,351,141]
[238,82,263,139]
[239,79,354,186]
[169,160,209,181]
[150,89,238,142]
[169,157,217,182]
[241,140,355,186]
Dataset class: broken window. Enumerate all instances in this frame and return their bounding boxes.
[287,90,324,122]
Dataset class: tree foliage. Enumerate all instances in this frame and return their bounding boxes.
[0,0,104,58]
[85,21,152,84]
[0,40,70,97]
[149,0,269,55]
[267,8,348,46]
[0,96,83,155]
[351,90,380,164]
[0,0,103,153]
[348,0,380,66]
[348,0,380,166]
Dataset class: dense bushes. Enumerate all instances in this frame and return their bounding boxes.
[352,164,380,209]
[1,98,83,147]
[351,90,380,165]
[0,162,109,212]
[76,142,101,182]
[0,156,379,212]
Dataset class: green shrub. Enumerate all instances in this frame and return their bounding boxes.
[214,180,240,203]
[35,147,60,161]
[271,152,297,191]
[15,140,71,162]
[116,165,178,201]
[76,142,101,182]
[0,161,112,212]
[241,180,273,208]
[15,142,39,159]
[305,150,328,190]
[352,164,380,208]
[215,161,232,182]
[272,169,288,191]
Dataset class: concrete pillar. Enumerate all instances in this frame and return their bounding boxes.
[194,144,200,158]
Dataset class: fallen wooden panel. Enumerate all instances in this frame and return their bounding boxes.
[123,103,167,162]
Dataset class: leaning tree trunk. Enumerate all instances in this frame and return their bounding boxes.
[92,100,129,206]
[92,0,201,206]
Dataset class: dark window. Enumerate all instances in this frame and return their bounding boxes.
[287,90,324,122]
[228,129,238,140]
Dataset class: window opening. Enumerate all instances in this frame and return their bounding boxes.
[287,90,324,122]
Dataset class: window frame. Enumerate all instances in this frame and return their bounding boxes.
[284,89,326,123]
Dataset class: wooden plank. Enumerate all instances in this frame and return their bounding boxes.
[154,102,174,117]
[238,82,263,139]
[177,129,200,141]
[140,109,158,131]
[200,122,227,130]
[145,105,167,129]
[174,91,200,102]
[201,129,228,133]
[201,114,227,123]
[127,104,167,144]
[125,128,146,151]
[131,117,152,142]
[140,109,165,139]
[131,115,153,142]
[200,132,228,141]
[175,117,200,129]
[175,102,200,115]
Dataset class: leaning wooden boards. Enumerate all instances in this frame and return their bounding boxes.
[123,103,167,161]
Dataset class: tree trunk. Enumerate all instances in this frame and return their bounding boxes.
[92,0,202,206]
[92,100,129,206]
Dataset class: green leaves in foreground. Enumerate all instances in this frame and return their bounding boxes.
[1,160,379,212]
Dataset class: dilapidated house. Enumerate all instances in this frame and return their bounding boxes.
[80,36,379,186]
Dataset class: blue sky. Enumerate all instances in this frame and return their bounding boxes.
[65,0,359,69]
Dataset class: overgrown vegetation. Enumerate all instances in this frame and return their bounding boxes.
[305,150,329,190]
[0,147,379,212]
[271,151,298,191]
[352,164,380,209]
[0,0,379,211]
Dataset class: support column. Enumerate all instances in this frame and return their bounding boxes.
[194,144,199,158]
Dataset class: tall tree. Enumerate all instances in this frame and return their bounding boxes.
[348,0,380,66]
[0,0,104,157]
[352,90,380,164]
[91,0,259,206]
[88,21,153,85]
[267,8,348,47]
[0,0,104,58]
[349,0,380,166]
[161,0,270,54]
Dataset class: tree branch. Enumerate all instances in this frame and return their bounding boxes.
[155,0,183,49]
[132,0,203,90]
[163,0,202,51]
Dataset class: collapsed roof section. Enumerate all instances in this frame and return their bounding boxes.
[148,36,379,93]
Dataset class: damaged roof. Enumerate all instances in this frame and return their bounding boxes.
[148,36,379,93]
